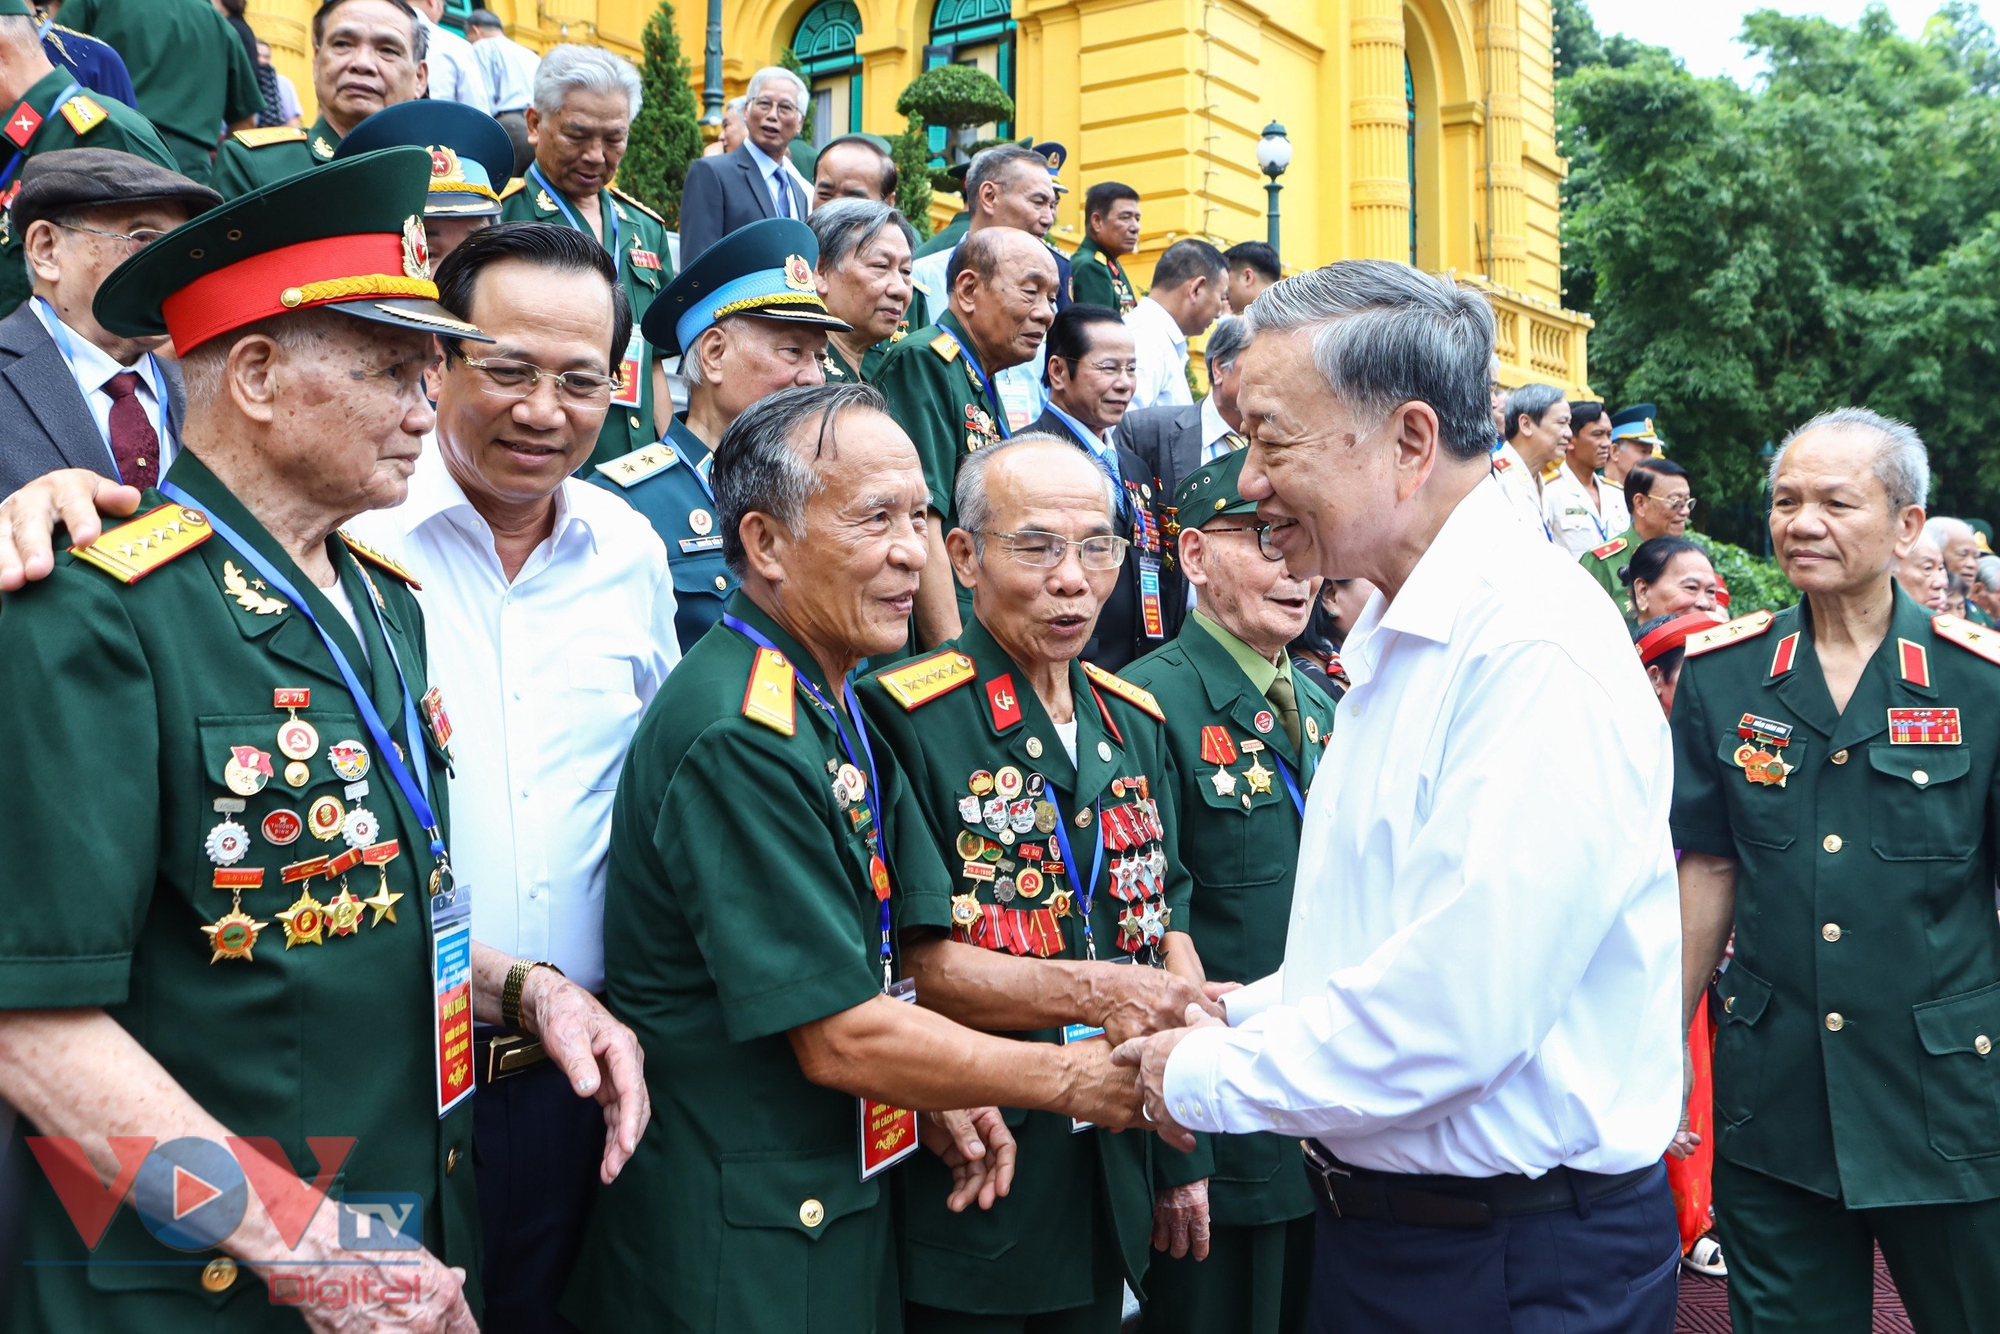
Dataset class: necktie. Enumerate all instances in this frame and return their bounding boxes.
[772,168,791,219]
[1265,670,1302,754]
[1225,432,1248,452]
[104,371,159,489]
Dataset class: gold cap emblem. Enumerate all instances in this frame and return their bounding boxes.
[783,254,814,292]
[401,215,430,280]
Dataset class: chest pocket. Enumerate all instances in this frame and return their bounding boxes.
[1868,744,1978,861]
[566,655,643,791]
[1718,732,1798,850]
[196,712,372,902]
[1187,755,1294,888]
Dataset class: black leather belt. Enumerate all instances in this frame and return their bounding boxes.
[1302,1140,1655,1229]
[474,1031,549,1084]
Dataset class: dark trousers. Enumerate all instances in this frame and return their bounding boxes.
[1140,1214,1314,1334]
[1308,1162,1679,1334]
[1714,1156,2000,1334]
[474,1050,605,1334]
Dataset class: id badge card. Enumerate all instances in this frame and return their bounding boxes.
[431,882,475,1117]
[860,978,922,1180]
[611,328,645,409]
[1062,1021,1108,1132]
[1138,553,1165,639]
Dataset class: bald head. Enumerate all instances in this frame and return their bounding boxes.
[949,228,1060,374]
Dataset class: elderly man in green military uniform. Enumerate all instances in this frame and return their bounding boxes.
[0,0,174,314]
[1578,457,1693,618]
[566,384,1150,1334]
[809,198,918,384]
[875,227,1061,648]
[859,433,1214,1333]
[499,43,670,466]
[0,146,650,1332]
[1070,181,1140,315]
[1121,449,1333,1334]
[1675,406,2000,1334]
[209,0,427,199]
[590,217,834,652]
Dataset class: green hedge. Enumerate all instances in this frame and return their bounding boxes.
[1689,533,1797,615]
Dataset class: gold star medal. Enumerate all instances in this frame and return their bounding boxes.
[202,908,267,963]
[276,889,329,948]
[325,888,367,938]
[361,840,403,925]
[1244,757,1274,795]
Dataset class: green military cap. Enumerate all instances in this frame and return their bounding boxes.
[0,1,30,16]
[644,215,848,357]
[333,100,515,218]
[93,145,491,351]
[1174,446,1257,523]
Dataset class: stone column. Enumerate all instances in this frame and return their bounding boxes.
[1479,0,1528,288]
[1348,0,1410,261]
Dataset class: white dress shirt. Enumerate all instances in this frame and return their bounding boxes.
[1197,393,1239,466]
[1125,295,1192,411]
[1162,478,1682,1177]
[1543,463,1631,558]
[470,30,539,113]
[342,444,680,993]
[416,15,491,112]
[30,298,173,477]
[1491,441,1555,542]
[747,141,800,218]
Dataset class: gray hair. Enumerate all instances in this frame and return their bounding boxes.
[1771,406,1930,511]
[533,44,642,122]
[1924,515,1974,550]
[1976,555,2000,592]
[809,200,917,272]
[714,383,883,575]
[725,95,747,116]
[178,310,345,405]
[1245,259,1497,461]
[746,66,809,110]
[955,434,1117,552]
[966,144,1047,204]
[1204,315,1251,375]
[1502,383,1567,440]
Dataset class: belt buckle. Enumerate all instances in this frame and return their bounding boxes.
[483,1034,546,1083]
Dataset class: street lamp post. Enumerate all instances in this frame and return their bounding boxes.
[1256,121,1292,259]
[700,0,725,137]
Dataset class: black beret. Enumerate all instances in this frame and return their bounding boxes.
[10,148,222,241]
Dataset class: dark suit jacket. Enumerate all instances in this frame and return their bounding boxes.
[0,302,186,496]
[1117,401,1206,514]
[677,143,810,266]
[1031,408,1181,669]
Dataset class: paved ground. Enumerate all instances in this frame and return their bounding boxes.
[1675,1250,1914,1333]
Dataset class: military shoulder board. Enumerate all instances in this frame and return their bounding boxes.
[1684,609,1774,659]
[1933,613,2000,667]
[742,646,796,735]
[70,503,212,583]
[878,650,977,710]
[594,443,678,488]
[1081,661,1164,721]
[929,333,960,363]
[498,177,526,200]
[231,125,307,148]
[338,531,422,588]
[59,95,107,136]
[1590,536,1628,561]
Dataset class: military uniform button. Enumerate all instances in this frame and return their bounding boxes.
[201,1257,237,1292]
[1831,749,1849,765]
[1026,736,1043,759]
[1075,808,1092,828]
[1723,996,1735,1013]
[1096,741,1113,762]
[1913,769,1930,786]
[1977,1034,1993,1056]
[1825,1012,1845,1032]
[799,1198,824,1228]
[446,1146,460,1175]
[1822,923,1841,942]
[713,576,727,591]
[1822,834,1843,853]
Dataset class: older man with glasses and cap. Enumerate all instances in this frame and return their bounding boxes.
[1120,446,1335,1334]
[1,148,216,494]
[0,145,510,1333]
[591,216,845,653]
[334,97,515,262]
[501,43,671,467]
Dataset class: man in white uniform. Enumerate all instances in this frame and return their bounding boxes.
[1115,260,1683,1334]
[1543,399,1629,557]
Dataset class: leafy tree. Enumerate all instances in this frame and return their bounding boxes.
[781,46,816,144]
[896,64,1014,175]
[1559,2,2000,546]
[891,112,934,239]
[618,0,704,231]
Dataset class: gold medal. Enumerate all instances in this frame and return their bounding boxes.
[956,830,986,861]
[325,888,367,937]
[1016,868,1045,899]
[950,893,981,928]
[284,761,311,788]
[275,889,329,948]
[201,907,267,963]
[995,766,1023,799]
[1049,886,1073,917]
[1033,801,1057,834]
[1244,758,1274,795]
[307,795,345,841]
[223,746,273,796]
[277,717,319,761]
[1306,717,1320,744]
[968,770,995,796]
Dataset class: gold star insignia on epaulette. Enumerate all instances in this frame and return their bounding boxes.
[70,504,213,583]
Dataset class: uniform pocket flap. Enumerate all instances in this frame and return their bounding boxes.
[720,1150,879,1238]
[1913,981,2000,1057]
[1868,744,1972,788]
[1715,963,1773,1026]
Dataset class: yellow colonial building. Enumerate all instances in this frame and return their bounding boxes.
[250,0,1588,390]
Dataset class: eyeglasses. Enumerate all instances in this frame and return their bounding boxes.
[1646,494,1699,515]
[978,529,1129,570]
[56,221,169,251]
[1203,520,1296,561]
[453,352,619,406]
[1065,357,1139,378]
[748,96,803,118]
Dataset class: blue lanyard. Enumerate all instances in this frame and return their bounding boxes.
[1270,749,1306,820]
[1046,784,1106,960]
[0,80,79,193]
[670,423,716,503]
[35,298,177,477]
[161,482,450,884]
[722,613,896,978]
[530,163,619,261]
[937,324,1004,435]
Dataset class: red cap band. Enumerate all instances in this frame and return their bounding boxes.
[1636,612,1724,665]
[162,233,419,351]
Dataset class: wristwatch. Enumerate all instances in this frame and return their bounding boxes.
[501,959,563,1031]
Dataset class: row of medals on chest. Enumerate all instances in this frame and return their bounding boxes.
[202,690,406,963]
[948,763,1167,932]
